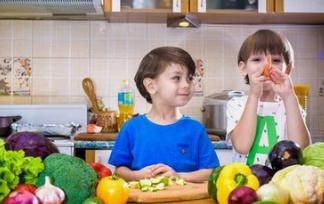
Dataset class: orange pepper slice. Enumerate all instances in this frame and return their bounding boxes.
[262,55,272,77]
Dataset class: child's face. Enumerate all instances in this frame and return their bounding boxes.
[151,63,194,107]
[243,52,289,90]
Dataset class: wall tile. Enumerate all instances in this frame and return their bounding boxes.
[0,40,12,57]
[13,40,32,57]
[32,58,51,77]
[0,20,12,39]
[71,40,89,58]
[71,21,89,40]
[32,40,51,57]
[52,40,70,58]
[13,20,32,40]
[32,21,53,40]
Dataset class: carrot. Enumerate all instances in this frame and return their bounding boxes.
[262,55,272,77]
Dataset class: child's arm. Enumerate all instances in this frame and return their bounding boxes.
[230,69,265,154]
[178,169,213,183]
[230,93,259,154]
[270,69,311,148]
[283,93,311,148]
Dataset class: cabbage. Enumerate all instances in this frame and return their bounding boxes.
[5,131,59,160]
[303,142,324,169]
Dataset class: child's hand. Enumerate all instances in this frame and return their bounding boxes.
[249,68,266,98]
[150,163,178,178]
[269,68,294,100]
[138,165,157,179]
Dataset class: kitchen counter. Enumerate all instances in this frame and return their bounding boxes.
[73,133,232,150]
[74,140,232,150]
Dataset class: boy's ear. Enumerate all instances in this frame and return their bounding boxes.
[238,61,247,75]
[285,63,293,75]
[143,78,156,94]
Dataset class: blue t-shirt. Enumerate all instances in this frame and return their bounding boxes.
[109,114,219,172]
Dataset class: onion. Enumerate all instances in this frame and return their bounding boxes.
[3,190,39,204]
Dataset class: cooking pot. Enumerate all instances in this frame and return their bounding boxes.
[201,90,245,139]
[0,115,22,137]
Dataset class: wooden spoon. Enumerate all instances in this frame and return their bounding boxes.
[82,77,101,114]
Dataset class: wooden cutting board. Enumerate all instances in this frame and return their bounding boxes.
[128,182,211,203]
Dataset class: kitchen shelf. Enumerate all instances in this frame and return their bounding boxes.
[104,9,324,25]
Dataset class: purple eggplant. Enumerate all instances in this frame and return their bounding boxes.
[267,140,303,172]
[250,164,274,185]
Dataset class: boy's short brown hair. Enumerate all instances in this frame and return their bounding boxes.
[238,29,294,84]
[134,46,196,103]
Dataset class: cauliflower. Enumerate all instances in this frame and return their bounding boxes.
[272,165,324,204]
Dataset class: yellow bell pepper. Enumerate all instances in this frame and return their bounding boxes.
[216,162,259,204]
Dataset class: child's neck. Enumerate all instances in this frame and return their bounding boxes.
[260,91,280,102]
[147,107,182,125]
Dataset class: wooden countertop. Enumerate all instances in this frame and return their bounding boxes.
[74,133,220,142]
[74,132,118,141]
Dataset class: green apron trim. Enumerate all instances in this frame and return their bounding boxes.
[246,115,278,165]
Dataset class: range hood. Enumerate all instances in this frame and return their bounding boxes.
[0,0,103,19]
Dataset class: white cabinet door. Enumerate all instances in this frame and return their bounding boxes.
[215,149,233,165]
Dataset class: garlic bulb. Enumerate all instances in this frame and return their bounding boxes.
[35,176,65,204]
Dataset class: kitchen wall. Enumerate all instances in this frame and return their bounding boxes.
[0,20,323,138]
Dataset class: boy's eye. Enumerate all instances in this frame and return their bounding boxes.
[272,58,282,63]
[172,76,181,81]
[251,57,261,62]
[188,76,194,81]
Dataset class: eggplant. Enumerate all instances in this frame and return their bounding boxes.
[250,164,274,185]
[228,186,258,204]
[267,140,303,172]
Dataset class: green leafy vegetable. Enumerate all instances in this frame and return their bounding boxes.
[303,142,324,169]
[0,139,44,202]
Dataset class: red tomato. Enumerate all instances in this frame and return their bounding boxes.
[91,162,112,178]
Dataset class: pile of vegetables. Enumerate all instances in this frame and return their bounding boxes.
[0,139,44,202]
[208,140,324,204]
[208,162,260,204]
[270,164,324,203]
[36,153,98,204]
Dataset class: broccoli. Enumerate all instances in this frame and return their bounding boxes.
[36,153,98,204]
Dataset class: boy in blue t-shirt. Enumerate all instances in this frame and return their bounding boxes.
[109,46,219,182]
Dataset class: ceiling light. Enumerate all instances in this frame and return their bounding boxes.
[167,14,200,28]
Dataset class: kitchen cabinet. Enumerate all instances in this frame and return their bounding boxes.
[103,0,324,24]
[103,0,189,23]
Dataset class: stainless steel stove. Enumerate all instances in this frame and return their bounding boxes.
[0,104,87,156]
